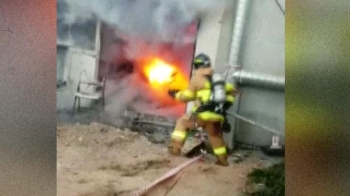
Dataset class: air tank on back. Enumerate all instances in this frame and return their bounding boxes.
[211,73,226,104]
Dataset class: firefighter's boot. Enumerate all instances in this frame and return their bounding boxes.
[213,146,229,166]
[215,154,229,166]
[205,123,229,166]
[168,130,187,156]
[168,140,183,156]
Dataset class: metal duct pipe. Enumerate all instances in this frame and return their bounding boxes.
[232,70,285,91]
[225,0,250,150]
[228,0,249,66]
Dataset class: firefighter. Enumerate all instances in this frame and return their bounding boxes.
[167,53,235,166]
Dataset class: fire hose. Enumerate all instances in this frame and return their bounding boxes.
[226,112,284,137]
[132,110,208,195]
[132,113,283,195]
[133,154,205,196]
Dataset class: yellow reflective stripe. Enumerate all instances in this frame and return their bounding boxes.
[225,83,234,92]
[176,90,195,101]
[175,92,181,100]
[213,147,227,155]
[204,81,211,89]
[191,106,198,112]
[196,90,204,97]
[194,59,203,63]
[171,130,187,140]
[196,89,210,103]
[226,95,234,103]
[182,90,195,99]
[197,111,224,122]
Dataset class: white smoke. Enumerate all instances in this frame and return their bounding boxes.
[61,0,225,44]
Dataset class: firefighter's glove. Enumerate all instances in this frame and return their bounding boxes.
[168,89,180,99]
[222,121,231,133]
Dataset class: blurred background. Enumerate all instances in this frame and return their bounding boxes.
[0,0,56,195]
[286,0,350,195]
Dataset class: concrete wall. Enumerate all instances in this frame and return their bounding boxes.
[214,0,237,72]
[193,0,285,148]
[233,0,285,147]
[193,3,229,67]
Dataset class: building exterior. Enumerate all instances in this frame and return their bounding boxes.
[57,5,101,110]
[193,0,285,149]
[57,0,285,149]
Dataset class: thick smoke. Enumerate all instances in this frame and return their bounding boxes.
[58,0,225,123]
[61,0,225,44]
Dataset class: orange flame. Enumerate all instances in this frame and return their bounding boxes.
[132,56,190,115]
[142,57,189,91]
[144,59,175,85]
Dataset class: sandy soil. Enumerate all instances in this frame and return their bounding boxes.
[57,123,276,196]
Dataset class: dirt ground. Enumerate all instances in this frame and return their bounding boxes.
[57,123,281,196]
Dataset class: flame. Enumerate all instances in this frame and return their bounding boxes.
[142,57,189,91]
[145,59,175,85]
[132,56,190,116]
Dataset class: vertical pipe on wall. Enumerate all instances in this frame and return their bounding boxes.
[228,0,249,66]
[227,0,250,149]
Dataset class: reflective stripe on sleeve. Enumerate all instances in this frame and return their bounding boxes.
[226,95,235,103]
[204,81,211,89]
[196,89,210,103]
[176,90,195,101]
[182,90,195,99]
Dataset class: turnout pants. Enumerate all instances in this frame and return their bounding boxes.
[168,113,229,166]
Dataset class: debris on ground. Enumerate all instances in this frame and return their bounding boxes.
[57,123,283,196]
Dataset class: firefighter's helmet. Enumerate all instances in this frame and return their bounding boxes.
[193,53,211,69]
